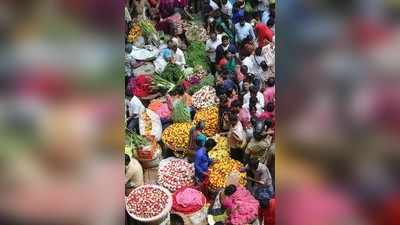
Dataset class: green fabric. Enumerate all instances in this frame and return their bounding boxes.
[224,58,236,74]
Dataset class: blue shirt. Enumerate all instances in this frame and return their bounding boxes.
[194,147,212,182]
[262,11,270,24]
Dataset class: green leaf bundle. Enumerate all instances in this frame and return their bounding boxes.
[186,41,209,71]
[172,100,191,123]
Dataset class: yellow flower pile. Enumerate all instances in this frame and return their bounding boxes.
[162,123,192,150]
[209,159,246,190]
[209,136,230,161]
[193,106,219,137]
[127,25,142,43]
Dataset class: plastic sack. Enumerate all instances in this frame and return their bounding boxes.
[139,109,162,141]
[226,171,242,186]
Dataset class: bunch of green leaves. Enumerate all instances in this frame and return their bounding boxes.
[125,129,149,149]
[185,41,209,71]
[171,100,191,123]
[153,63,186,93]
[188,75,215,95]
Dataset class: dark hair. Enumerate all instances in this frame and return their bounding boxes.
[196,121,205,130]
[196,137,205,147]
[205,138,217,150]
[224,184,237,196]
[229,113,238,123]
[170,213,184,225]
[265,119,273,129]
[223,50,230,58]
[249,158,259,170]
[125,45,133,54]
[266,102,275,112]
[222,35,229,42]
[175,85,185,96]
[267,18,275,28]
[231,99,242,109]
[125,154,130,166]
[249,96,258,107]
[267,77,275,87]
[249,105,257,113]
[255,47,262,56]
[249,85,258,94]
[239,16,245,23]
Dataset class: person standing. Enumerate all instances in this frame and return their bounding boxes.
[228,113,247,163]
[215,35,238,65]
[194,138,217,184]
[205,32,222,75]
[234,17,256,46]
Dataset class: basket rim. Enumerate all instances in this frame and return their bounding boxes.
[125,184,173,222]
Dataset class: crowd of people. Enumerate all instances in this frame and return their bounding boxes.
[125,0,276,224]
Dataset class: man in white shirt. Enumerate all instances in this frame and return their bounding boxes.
[170,42,186,68]
[221,0,233,18]
[242,47,267,84]
[205,32,222,74]
[234,17,256,44]
[243,85,265,113]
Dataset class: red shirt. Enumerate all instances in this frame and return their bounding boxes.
[255,23,274,47]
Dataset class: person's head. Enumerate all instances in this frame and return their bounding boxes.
[221,0,227,4]
[175,85,185,96]
[216,74,224,84]
[205,138,217,151]
[231,99,242,112]
[170,41,178,51]
[266,102,275,112]
[265,119,273,129]
[224,184,237,196]
[249,158,259,171]
[229,113,238,125]
[167,40,174,48]
[210,32,217,41]
[125,45,133,54]
[196,137,205,148]
[222,69,230,79]
[249,105,257,116]
[196,121,205,131]
[125,154,130,166]
[226,88,234,98]
[267,77,275,87]
[267,18,275,28]
[239,16,246,26]
[249,85,258,96]
[255,47,263,56]
[222,35,230,47]
[170,213,184,225]
[237,0,245,8]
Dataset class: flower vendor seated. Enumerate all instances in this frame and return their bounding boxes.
[194,138,217,183]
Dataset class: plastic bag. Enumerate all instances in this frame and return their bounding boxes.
[139,109,162,141]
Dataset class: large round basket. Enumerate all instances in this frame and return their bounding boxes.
[126,184,173,225]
